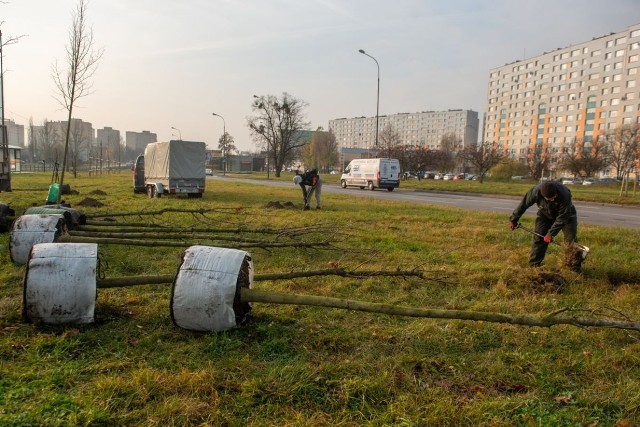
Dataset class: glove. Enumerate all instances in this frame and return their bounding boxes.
[509,221,517,231]
[543,234,553,244]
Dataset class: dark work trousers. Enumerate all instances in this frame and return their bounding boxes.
[529,213,578,267]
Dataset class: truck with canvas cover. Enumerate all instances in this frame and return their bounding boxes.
[340,158,400,191]
[142,140,206,198]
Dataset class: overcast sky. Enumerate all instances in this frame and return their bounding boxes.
[2,0,639,151]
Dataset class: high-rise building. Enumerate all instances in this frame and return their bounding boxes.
[485,23,640,163]
[329,109,479,151]
[96,127,121,162]
[4,119,25,147]
[126,130,157,154]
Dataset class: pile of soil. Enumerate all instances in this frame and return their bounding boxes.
[264,201,296,209]
[529,271,567,294]
[76,197,105,208]
[88,189,107,196]
[564,244,586,271]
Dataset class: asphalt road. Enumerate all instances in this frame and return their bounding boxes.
[213,176,640,229]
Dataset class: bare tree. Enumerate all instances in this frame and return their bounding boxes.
[605,125,639,196]
[248,93,310,177]
[559,137,609,179]
[458,141,504,183]
[68,120,89,176]
[52,0,103,193]
[38,119,58,165]
[526,140,551,180]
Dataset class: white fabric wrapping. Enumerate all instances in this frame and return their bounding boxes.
[171,246,252,332]
[23,243,98,324]
[10,214,66,265]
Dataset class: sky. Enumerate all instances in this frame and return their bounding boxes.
[2,0,640,151]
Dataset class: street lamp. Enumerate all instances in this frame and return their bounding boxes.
[358,49,380,149]
[212,112,226,176]
[171,126,182,141]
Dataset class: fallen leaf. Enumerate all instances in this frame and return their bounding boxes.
[554,395,572,404]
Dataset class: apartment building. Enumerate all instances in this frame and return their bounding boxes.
[3,119,25,148]
[126,130,157,154]
[485,23,640,163]
[329,109,479,151]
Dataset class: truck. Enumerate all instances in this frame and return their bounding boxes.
[340,158,401,191]
[136,140,206,198]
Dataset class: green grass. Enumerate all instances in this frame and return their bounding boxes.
[1,172,640,426]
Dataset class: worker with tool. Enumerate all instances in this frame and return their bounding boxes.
[293,169,322,210]
[508,181,580,269]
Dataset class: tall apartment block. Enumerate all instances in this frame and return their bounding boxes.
[485,23,640,162]
[329,109,479,151]
[125,130,157,154]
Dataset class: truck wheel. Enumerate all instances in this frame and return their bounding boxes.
[341,180,347,188]
[367,181,375,191]
[387,187,394,192]
[147,185,154,198]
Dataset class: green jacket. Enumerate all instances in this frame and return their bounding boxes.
[509,182,577,237]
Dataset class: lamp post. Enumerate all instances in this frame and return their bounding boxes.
[358,49,380,150]
[212,112,226,176]
[171,126,182,141]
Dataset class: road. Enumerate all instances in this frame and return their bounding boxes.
[213,176,640,229]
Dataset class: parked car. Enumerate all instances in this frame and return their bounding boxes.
[561,178,575,185]
[443,173,455,180]
[205,168,213,176]
[582,178,595,185]
[597,177,619,184]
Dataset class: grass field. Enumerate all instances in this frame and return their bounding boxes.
[1,172,640,426]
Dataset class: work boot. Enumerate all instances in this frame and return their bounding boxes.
[303,205,310,211]
[316,206,321,210]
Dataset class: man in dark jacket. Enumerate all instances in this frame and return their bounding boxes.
[293,169,322,210]
[509,181,579,268]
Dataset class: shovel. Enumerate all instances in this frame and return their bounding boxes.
[515,222,590,261]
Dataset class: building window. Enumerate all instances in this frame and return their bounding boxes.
[629,55,639,63]
[628,80,637,88]
[591,50,601,56]
[615,49,625,57]
[616,37,627,45]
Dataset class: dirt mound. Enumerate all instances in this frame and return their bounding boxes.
[264,201,296,209]
[564,244,587,271]
[88,189,107,196]
[77,197,105,208]
[529,271,567,294]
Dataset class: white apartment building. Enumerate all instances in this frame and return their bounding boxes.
[329,109,479,151]
[485,23,640,162]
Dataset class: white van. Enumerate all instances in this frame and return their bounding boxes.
[340,158,400,191]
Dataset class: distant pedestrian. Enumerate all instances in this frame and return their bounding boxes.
[509,181,579,269]
[293,169,322,210]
